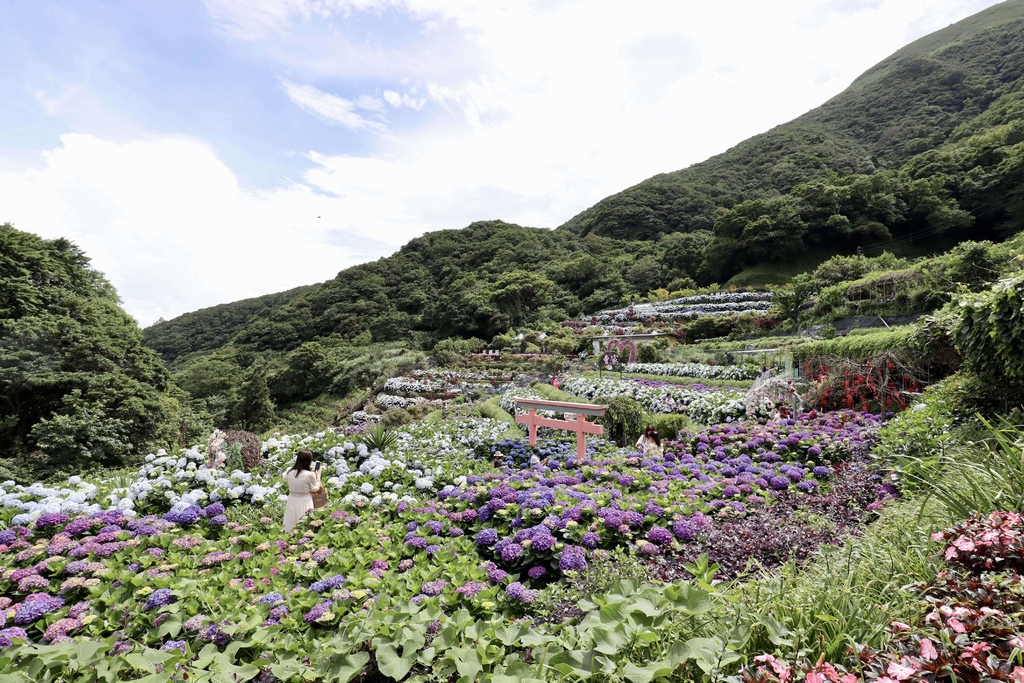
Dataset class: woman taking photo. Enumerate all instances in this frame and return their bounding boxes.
[283,450,321,532]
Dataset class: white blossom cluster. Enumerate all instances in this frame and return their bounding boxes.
[375,393,428,410]
[113,447,282,514]
[560,376,751,423]
[1,478,104,526]
[383,376,455,395]
[623,362,759,380]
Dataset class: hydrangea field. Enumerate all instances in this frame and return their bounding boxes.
[1,365,1019,682]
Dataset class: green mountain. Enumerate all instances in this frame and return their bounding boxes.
[144,1,1024,364]
[560,0,1024,280]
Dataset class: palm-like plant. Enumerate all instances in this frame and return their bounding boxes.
[361,422,400,452]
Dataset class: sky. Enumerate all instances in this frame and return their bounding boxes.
[0,0,1006,326]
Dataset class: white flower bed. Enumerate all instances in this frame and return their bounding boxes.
[1,480,103,526]
[375,393,428,410]
[583,291,773,325]
[560,376,753,423]
[623,362,759,380]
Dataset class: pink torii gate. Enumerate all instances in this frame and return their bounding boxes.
[513,398,606,462]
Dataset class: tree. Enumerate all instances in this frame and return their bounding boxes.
[230,364,276,433]
[660,230,712,279]
[0,224,174,477]
[491,270,556,327]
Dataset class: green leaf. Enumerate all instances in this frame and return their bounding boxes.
[664,584,713,613]
[448,646,484,680]
[589,626,628,656]
[322,652,369,683]
[622,659,677,683]
[375,643,417,681]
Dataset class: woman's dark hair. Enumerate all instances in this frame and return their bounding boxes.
[650,431,661,447]
[645,424,655,436]
[289,450,314,475]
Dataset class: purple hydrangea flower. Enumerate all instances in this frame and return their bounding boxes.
[769,476,791,490]
[672,520,697,542]
[204,502,226,518]
[500,543,524,563]
[420,581,448,596]
[35,513,70,530]
[455,582,486,597]
[646,526,674,546]
[258,593,284,605]
[161,640,187,653]
[208,515,228,527]
[812,466,830,478]
[527,566,547,579]
[504,582,537,603]
[531,533,556,552]
[558,546,587,572]
[14,595,65,625]
[487,568,508,583]
[164,506,202,525]
[581,532,600,548]
[303,600,335,624]
[145,589,176,610]
[310,575,346,593]
[0,628,29,646]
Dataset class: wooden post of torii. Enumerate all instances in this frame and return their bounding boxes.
[513,398,606,462]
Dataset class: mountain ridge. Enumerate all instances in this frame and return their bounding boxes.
[143,0,1024,361]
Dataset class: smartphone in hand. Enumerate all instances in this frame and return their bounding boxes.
[314,461,322,472]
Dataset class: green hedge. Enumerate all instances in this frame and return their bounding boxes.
[792,326,917,361]
[530,382,595,404]
[476,396,517,424]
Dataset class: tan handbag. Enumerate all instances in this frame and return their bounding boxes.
[311,464,327,509]
[311,485,328,509]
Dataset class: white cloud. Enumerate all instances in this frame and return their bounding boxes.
[0,134,374,326]
[383,90,426,110]
[34,86,82,116]
[282,80,386,131]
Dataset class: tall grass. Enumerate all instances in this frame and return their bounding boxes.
[730,499,948,663]
[910,415,1024,518]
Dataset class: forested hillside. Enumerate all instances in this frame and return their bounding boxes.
[560,0,1024,281]
[144,221,674,364]
[0,224,202,481]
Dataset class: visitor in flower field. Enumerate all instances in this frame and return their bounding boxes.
[529,447,548,467]
[636,425,656,451]
[283,450,322,532]
[643,431,663,458]
[770,402,791,421]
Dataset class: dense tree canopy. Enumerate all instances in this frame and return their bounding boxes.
[0,224,179,479]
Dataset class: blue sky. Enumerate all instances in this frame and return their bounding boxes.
[0,0,1004,324]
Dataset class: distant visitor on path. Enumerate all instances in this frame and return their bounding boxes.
[283,450,322,532]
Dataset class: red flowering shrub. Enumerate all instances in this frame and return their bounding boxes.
[804,352,927,413]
